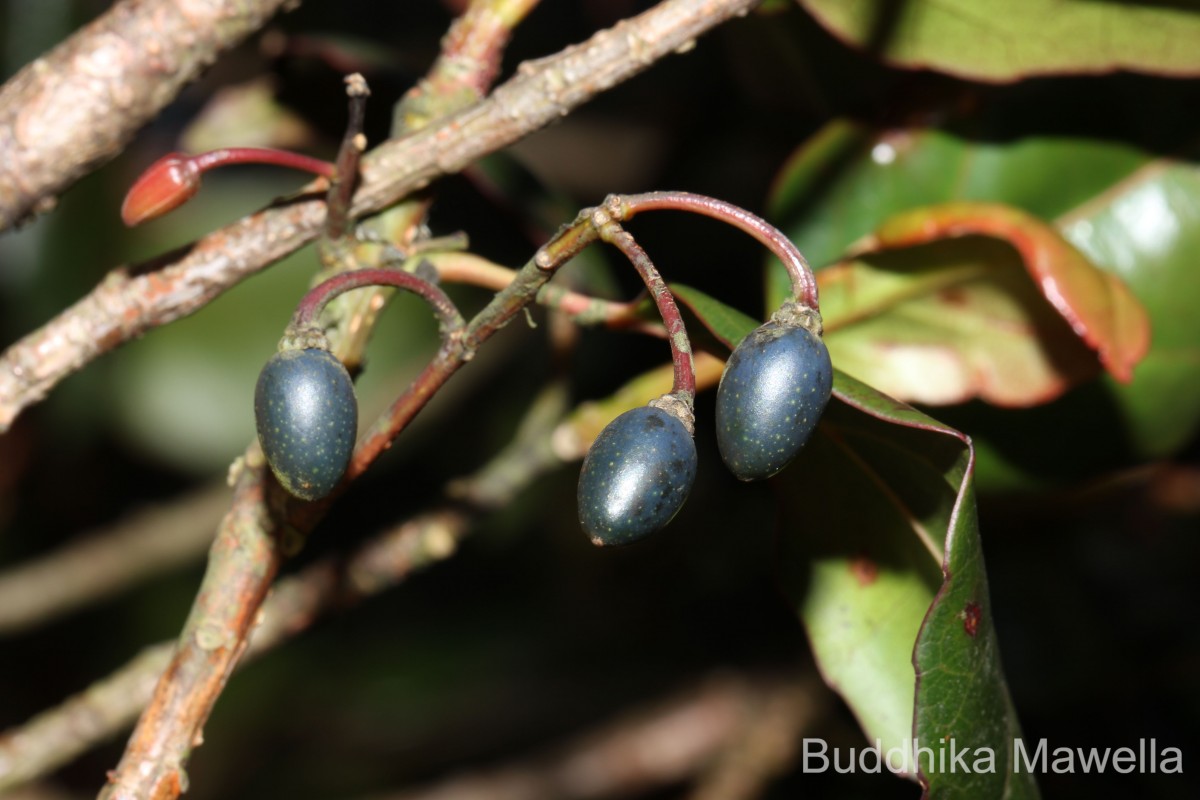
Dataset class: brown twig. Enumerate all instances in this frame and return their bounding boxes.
[331,0,544,359]
[97,2,567,794]
[393,0,544,132]
[0,507,471,795]
[0,504,468,795]
[0,0,298,232]
[687,679,818,800]
[426,251,659,335]
[0,380,570,794]
[362,674,823,800]
[0,485,229,635]
[322,74,371,245]
[0,644,174,793]
[598,221,696,404]
[0,0,761,433]
[0,346,719,794]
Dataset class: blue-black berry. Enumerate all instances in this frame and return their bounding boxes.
[577,406,697,546]
[715,321,832,481]
[255,348,358,501]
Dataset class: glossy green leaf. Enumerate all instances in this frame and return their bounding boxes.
[671,282,760,350]
[677,280,1034,795]
[781,372,1035,796]
[767,121,1146,300]
[821,238,1098,406]
[769,120,1200,458]
[798,0,1200,82]
[817,201,1150,406]
[1058,163,1200,456]
[870,202,1149,383]
[777,423,941,764]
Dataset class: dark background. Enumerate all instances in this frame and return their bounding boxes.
[0,1,1197,798]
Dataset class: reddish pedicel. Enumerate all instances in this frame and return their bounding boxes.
[121,148,336,226]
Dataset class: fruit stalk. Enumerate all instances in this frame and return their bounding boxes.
[187,147,336,179]
[290,267,464,339]
[618,191,820,312]
[426,251,657,333]
[598,220,696,404]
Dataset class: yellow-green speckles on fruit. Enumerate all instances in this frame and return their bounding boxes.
[715,321,832,481]
[577,406,697,546]
[254,348,358,501]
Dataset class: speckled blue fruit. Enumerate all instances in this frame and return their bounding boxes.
[577,406,697,546]
[255,348,358,501]
[715,322,832,481]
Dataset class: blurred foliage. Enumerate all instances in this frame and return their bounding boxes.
[1,2,1198,799]
[677,283,1035,796]
[798,0,1200,82]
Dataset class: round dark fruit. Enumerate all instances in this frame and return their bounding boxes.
[255,348,358,501]
[577,406,697,546]
[715,321,832,481]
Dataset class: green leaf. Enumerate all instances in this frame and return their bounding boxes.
[870,203,1149,383]
[825,241,1099,407]
[778,424,940,763]
[1058,163,1200,456]
[819,201,1150,405]
[779,371,1036,796]
[767,121,1147,301]
[671,283,760,349]
[798,0,1200,82]
[668,281,1034,793]
[769,120,1200,459]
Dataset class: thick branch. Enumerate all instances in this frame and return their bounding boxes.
[95,3,568,795]
[0,0,760,433]
[0,0,297,232]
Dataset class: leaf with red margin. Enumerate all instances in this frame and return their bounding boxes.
[863,202,1150,384]
[767,120,1200,463]
[797,0,1200,82]
[674,285,1036,797]
[818,236,1101,407]
[820,371,1037,799]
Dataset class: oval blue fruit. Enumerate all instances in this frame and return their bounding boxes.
[577,405,697,546]
[255,348,357,501]
[715,322,832,481]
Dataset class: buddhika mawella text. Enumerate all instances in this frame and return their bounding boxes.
[802,738,1183,774]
